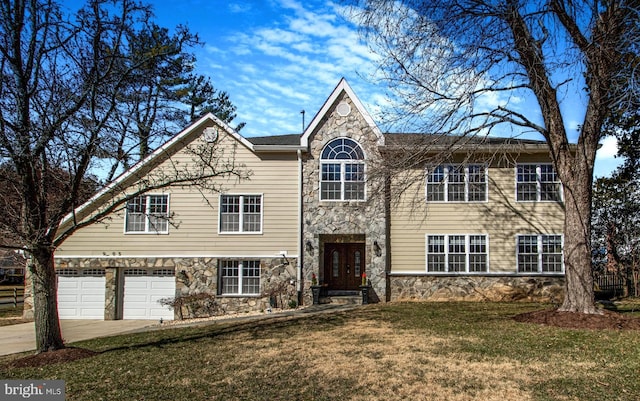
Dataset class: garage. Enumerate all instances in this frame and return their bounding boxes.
[57,269,106,320]
[123,269,176,320]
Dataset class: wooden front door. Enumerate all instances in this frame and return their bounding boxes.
[323,243,365,290]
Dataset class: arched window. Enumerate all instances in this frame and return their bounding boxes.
[320,138,366,201]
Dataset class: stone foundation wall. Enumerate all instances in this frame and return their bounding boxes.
[54,256,298,320]
[390,274,565,303]
[209,257,299,315]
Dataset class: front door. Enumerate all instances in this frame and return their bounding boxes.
[323,243,365,291]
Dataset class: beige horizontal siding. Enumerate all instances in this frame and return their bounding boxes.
[390,161,564,274]
[56,129,299,258]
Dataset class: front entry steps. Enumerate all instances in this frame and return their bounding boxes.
[319,290,361,305]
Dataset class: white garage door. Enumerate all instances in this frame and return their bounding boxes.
[57,269,106,320]
[123,269,175,320]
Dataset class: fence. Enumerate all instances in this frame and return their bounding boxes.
[0,269,24,284]
[0,287,24,309]
[593,273,625,295]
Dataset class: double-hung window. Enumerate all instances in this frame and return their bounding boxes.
[220,195,262,233]
[516,164,562,201]
[517,235,563,273]
[218,260,261,295]
[426,164,487,202]
[125,194,169,233]
[426,234,488,273]
[219,195,262,233]
[320,138,366,201]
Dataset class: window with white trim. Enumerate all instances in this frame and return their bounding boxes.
[125,194,169,233]
[426,234,488,273]
[517,235,563,273]
[516,164,562,201]
[219,195,262,233]
[218,260,261,295]
[320,138,365,201]
[426,165,487,202]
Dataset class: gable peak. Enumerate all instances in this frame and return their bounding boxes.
[301,79,383,147]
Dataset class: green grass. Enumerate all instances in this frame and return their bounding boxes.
[601,298,640,316]
[1,302,639,401]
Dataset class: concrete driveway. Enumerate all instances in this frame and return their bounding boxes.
[0,304,360,357]
[0,320,155,356]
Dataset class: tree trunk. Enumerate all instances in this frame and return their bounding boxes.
[624,264,632,298]
[558,162,599,314]
[29,247,65,352]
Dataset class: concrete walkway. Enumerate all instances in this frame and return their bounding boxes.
[0,320,155,356]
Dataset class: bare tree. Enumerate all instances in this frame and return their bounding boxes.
[350,0,639,313]
[100,25,246,183]
[0,0,247,353]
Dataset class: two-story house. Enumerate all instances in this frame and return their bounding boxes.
[41,79,564,320]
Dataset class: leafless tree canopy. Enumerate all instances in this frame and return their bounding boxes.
[349,0,639,314]
[0,0,248,352]
[351,0,638,138]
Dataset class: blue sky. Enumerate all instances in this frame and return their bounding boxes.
[152,0,380,136]
[66,0,623,177]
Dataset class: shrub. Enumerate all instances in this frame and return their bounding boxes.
[159,293,223,320]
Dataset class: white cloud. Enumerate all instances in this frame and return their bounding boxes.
[255,28,302,45]
[592,136,623,177]
[254,79,312,102]
[223,33,253,56]
[238,64,258,75]
[597,136,619,160]
[192,0,383,137]
[291,41,314,52]
[228,2,252,13]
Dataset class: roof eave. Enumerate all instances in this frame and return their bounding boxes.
[253,145,308,152]
[379,143,553,153]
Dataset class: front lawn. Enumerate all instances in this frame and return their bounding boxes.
[1,302,639,400]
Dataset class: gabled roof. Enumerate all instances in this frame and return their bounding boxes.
[246,134,301,146]
[245,132,549,151]
[246,134,306,152]
[60,112,249,227]
[383,133,551,152]
[300,78,383,148]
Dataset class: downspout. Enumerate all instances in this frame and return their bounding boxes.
[297,149,304,305]
[384,171,392,302]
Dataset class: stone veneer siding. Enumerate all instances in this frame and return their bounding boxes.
[301,92,388,303]
[53,256,298,320]
[390,275,565,303]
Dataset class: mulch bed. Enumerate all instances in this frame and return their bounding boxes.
[513,309,640,330]
[7,347,99,369]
